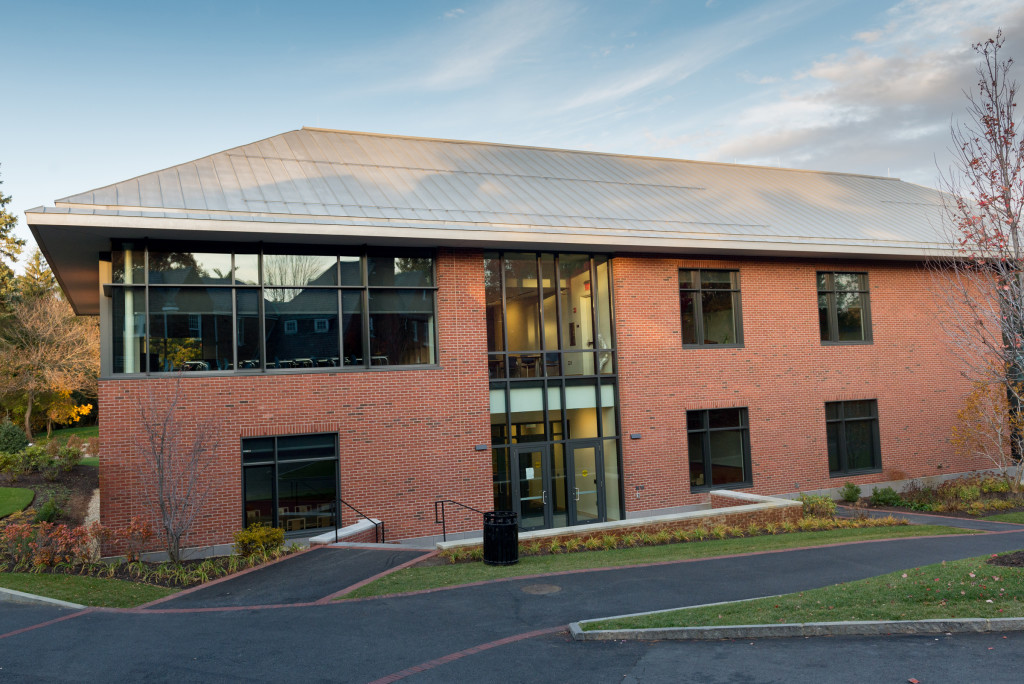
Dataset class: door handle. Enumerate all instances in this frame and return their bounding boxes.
[574,487,580,501]
[542,490,547,504]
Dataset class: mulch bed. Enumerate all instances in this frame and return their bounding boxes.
[989,551,1024,568]
[7,466,99,526]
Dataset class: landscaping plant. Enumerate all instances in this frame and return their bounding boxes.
[839,481,862,503]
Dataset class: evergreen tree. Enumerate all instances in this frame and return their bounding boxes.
[0,167,26,266]
[17,249,57,300]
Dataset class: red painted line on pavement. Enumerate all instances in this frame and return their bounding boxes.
[0,609,93,641]
[132,545,318,610]
[339,528,1024,603]
[367,625,565,684]
[316,550,438,604]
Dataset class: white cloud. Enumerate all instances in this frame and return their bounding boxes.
[419,0,577,91]
[555,0,822,113]
[444,8,465,19]
[701,0,1024,183]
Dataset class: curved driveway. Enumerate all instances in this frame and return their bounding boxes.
[3,529,1024,682]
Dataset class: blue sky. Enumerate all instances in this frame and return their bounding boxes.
[2,0,1021,264]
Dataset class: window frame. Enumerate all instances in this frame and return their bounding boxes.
[825,399,882,476]
[817,271,872,345]
[679,269,744,348]
[104,243,439,376]
[686,407,752,491]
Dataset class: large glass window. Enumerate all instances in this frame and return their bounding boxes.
[818,272,871,343]
[241,433,339,532]
[679,270,742,346]
[826,400,881,474]
[687,407,751,490]
[106,245,437,374]
[486,251,620,526]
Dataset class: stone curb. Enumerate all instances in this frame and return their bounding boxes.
[0,587,85,610]
[570,617,1024,641]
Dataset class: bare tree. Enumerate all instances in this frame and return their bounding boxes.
[135,377,217,562]
[936,31,1024,488]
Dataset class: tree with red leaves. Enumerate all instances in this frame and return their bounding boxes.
[939,31,1024,488]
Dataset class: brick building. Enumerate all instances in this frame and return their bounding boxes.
[26,128,985,548]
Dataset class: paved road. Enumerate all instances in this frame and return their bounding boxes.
[2,530,1024,682]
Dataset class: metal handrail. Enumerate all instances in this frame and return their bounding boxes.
[329,499,385,544]
[434,499,485,542]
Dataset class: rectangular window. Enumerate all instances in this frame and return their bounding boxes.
[826,400,881,474]
[679,270,742,346]
[818,272,871,343]
[105,247,436,373]
[687,407,751,489]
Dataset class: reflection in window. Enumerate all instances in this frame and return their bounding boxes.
[679,270,742,346]
[826,400,881,473]
[369,290,435,365]
[687,407,751,489]
[105,248,436,373]
[818,272,871,343]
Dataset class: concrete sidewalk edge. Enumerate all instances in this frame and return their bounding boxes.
[0,587,85,609]
[570,617,1024,641]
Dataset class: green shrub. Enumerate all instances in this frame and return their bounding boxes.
[0,419,28,455]
[799,494,837,518]
[33,499,61,523]
[0,450,29,484]
[838,481,862,503]
[981,476,1011,494]
[869,486,904,507]
[233,523,285,558]
[954,484,981,502]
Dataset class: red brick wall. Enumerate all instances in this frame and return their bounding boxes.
[98,249,491,550]
[613,255,986,514]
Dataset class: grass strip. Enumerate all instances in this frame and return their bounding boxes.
[985,512,1024,524]
[585,553,1024,631]
[0,572,177,608]
[79,457,98,468]
[342,525,972,599]
[39,425,98,444]
[0,487,34,518]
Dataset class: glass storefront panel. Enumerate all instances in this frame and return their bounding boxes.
[264,288,339,368]
[504,253,541,351]
[551,443,568,528]
[368,289,436,365]
[243,465,274,527]
[236,289,261,369]
[603,439,621,521]
[340,256,361,286]
[493,447,511,511]
[234,254,260,285]
[277,460,337,531]
[112,246,144,284]
[484,254,505,352]
[112,286,146,374]
[559,254,593,353]
[367,256,433,287]
[264,254,337,288]
[595,256,612,350]
[148,250,235,285]
[541,254,558,351]
[341,291,364,366]
[148,287,234,372]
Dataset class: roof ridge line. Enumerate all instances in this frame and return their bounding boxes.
[300,126,902,182]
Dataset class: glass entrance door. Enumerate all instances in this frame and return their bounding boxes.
[567,441,604,525]
[511,444,569,531]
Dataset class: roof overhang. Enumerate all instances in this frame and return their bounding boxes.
[28,208,954,316]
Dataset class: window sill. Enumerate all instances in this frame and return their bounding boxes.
[690,481,753,493]
[681,343,745,350]
[829,468,882,478]
[820,340,874,346]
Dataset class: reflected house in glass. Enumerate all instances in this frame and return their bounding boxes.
[25,127,994,550]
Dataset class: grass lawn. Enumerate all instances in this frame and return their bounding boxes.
[79,456,98,468]
[342,525,973,599]
[0,487,34,518]
[38,425,98,445]
[0,572,176,608]
[585,554,1024,631]
[985,512,1024,524]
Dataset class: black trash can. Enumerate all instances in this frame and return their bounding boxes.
[483,511,519,566]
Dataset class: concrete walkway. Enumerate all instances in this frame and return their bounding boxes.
[2,521,1024,682]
